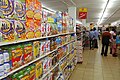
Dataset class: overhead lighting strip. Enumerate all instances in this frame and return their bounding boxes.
[97,0,110,24]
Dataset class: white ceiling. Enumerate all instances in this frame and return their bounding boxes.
[39,0,120,24]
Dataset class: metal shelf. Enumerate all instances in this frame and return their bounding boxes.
[0,32,75,47]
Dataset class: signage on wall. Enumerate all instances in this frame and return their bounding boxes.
[79,8,87,19]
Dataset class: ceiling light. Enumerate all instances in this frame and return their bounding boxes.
[76,20,82,24]
[42,5,56,13]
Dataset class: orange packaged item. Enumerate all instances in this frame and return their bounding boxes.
[23,42,33,64]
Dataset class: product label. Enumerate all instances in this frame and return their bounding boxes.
[3,52,10,62]
[0,54,4,64]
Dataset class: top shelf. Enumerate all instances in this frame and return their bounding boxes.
[0,32,75,47]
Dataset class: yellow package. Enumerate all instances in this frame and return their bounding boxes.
[35,61,43,80]
[33,41,40,59]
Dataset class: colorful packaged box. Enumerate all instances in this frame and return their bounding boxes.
[25,19,35,39]
[45,40,50,53]
[0,19,15,42]
[42,58,48,74]
[0,0,14,19]
[34,20,41,38]
[29,65,36,80]
[35,61,43,80]
[46,23,51,36]
[15,20,26,40]
[10,45,23,70]
[40,41,46,56]
[23,42,33,64]
[41,23,46,37]
[26,0,35,19]
[33,41,40,59]
[14,0,26,20]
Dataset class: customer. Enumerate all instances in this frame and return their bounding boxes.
[110,28,116,54]
[101,28,111,56]
[89,29,95,50]
[111,34,117,57]
[93,27,99,48]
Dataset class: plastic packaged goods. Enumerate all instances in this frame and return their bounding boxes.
[0,0,14,19]
[0,49,4,65]
[14,20,26,40]
[0,19,15,42]
[14,0,26,20]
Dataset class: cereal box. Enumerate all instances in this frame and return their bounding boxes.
[46,23,51,36]
[34,20,41,38]
[35,61,43,80]
[33,41,40,59]
[45,40,50,53]
[0,19,15,42]
[40,41,46,56]
[15,20,26,40]
[0,0,14,19]
[26,19,35,39]
[26,0,35,19]
[41,23,46,37]
[10,45,23,70]
[14,0,26,20]
[23,42,33,64]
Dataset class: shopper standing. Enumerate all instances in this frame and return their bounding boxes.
[93,27,99,48]
[101,28,111,56]
[89,29,95,49]
[110,28,116,54]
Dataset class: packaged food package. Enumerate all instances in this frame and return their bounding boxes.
[29,65,36,80]
[17,69,29,80]
[34,0,42,22]
[10,44,24,70]
[0,64,4,77]
[4,62,11,74]
[26,0,35,19]
[0,49,4,65]
[33,41,40,59]
[41,23,46,37]
[45,40,50,53]
[35,61,43,80]
[40,41,46,56]
[34,20,41,38]
[42,58,48,74]
[0,0,14,19]
[25,19,35,39]
[14,0,26,20]
[15,20,26,40]
[23,42,33,64]
[46,23,51,36]
[0,19,15,42]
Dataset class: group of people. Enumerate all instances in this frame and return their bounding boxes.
[89,27,118,57]
[101,28,118,57]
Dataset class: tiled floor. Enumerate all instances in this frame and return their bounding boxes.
[69,42,120,80]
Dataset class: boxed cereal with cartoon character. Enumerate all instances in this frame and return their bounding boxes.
[14,0,26,20]
[0,0,14,19]
[33,41,40,59]
[15,20,26,40]
[0,19,15,42]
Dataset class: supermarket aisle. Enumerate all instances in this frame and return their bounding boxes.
[69,42,120,80]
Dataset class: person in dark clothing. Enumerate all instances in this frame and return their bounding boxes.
[101,28,111,56]
[89,29,95,49]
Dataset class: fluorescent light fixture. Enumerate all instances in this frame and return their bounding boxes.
[76,20,82,24]
[42,5,56,14]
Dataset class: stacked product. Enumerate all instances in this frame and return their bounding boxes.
[0,0,76,80]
